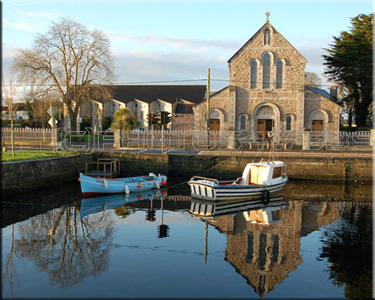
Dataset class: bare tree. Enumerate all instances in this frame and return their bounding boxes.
[304,72,322,87]
[2,73,22,156]
[25,88,63,128]
[13,18,115,131]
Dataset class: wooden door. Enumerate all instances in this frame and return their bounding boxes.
[257,119,274,140]
[210,119,220,131]
[312,120,323,131]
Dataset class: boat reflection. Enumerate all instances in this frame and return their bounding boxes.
[80,189,167,218]
[189,195,287,222]
[189,196,297,297]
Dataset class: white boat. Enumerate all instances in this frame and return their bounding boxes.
[188,161,288,202]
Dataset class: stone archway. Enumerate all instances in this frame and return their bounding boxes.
[308,110,328,142]
[209,109,224,132]
[253,103,280,141]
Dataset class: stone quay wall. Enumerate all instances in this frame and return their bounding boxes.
[2,152,372,192]
[105,152,372,182]
[2,154,95,190]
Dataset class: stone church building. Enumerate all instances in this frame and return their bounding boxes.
[74,14,341,148]
[193,15,342,145]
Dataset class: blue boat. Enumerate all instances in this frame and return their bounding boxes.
[79,172,167,198]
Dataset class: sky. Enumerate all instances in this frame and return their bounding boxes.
[2,0,374,95]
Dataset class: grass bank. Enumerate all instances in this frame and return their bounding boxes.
[1,150,81,162]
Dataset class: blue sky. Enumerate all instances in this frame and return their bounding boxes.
[2,0,373,92]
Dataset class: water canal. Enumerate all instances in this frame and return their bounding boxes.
[2,177,373,299]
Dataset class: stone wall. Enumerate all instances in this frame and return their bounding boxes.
[166,153,373,181]
[2,154,95,190]
[2,152,371,192]
[173,114,195,130]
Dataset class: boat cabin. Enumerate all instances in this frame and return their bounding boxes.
[237,161,286,185]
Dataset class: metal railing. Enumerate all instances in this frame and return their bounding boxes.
[1,127,372,152]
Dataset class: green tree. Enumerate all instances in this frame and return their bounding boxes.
[111,108,140,131]
[13,18,114,132]
[111,108,140,147]
[323,13,373,128]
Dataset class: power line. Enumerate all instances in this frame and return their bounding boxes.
[2,78,336,88]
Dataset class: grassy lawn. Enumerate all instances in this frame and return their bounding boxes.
[1,150,81,162]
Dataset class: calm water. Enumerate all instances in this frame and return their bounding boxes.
[2,177,373,299]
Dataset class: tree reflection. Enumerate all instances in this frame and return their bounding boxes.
[10,204,114,289]
[320,203,372,299]
[2,224,20,297]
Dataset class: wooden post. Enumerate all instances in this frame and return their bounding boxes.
[206,68,211,147]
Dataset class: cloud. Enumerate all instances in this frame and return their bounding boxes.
[112,50,229,91]
[294,36,334,86]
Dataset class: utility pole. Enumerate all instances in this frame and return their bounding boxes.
[206,68,211,147]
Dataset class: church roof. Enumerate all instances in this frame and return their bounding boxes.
[305,86,331,99]
[228,21,307,63]
[305,85,339,105]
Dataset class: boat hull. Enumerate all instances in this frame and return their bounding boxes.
[188,177,287,201]
[79,172,167,198]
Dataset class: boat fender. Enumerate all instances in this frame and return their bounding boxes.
[125,185,130,194]
[262,190,270,205]
[161,180,167,186]
[104,179,109,189]
[138,183,142,188]
[155,181,160,189]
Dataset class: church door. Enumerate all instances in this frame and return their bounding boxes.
[311,120,324,142]
[312,120,323,131]
[257,119,273,140]
[210,119,220,131]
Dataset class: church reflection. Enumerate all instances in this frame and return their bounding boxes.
[189,196,340,297]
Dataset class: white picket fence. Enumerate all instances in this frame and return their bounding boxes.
[2,127,53,142]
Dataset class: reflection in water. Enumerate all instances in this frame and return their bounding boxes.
[2,192,168,292]
[80,189,167,218]
[2,178,372,299]
[320,204,373,299]
[11,205,113,289]
[189,196,372,298]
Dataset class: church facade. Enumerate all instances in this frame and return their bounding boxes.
[193,16,342,146]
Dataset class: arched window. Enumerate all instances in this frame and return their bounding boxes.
[286,115,292,131]
[276,60,283,89]
[239,115,247,131]
[250,60,257,89]
[262,53,271,89]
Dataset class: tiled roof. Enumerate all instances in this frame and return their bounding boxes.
[305,86,336,102]
[111,85,207,104]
